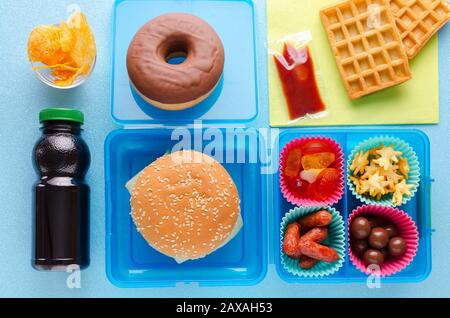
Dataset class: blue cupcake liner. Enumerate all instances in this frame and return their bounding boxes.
[280,206,345,278]
[347,136,420,207]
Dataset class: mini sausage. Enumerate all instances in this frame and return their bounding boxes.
[298,210,332,229]
[299,256,319,269]
[299,240,339,263]
[283,223,302,258]
[299,227,328,244]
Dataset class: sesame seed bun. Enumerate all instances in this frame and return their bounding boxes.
[127,150,242,263]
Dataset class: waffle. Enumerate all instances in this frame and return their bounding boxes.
[320,0,412,99]
[387,0,450,59]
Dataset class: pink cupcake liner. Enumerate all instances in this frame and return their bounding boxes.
[348,205,419,277]
[279,136,345,206]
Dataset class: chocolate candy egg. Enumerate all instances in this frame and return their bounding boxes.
[383,224,398,238]
[351,217,371,239]
[369,227,389,249]
[388,237,406,256]
[379,248,388,260]
[366,216,380,228]
[363,249,385,266]
[352,239,369,256]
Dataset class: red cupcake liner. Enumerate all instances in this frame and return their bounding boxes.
[348,205,419,277]
[279,136,345,206]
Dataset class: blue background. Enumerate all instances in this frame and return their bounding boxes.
[0,0,448,297]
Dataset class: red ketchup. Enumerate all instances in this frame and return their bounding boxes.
[274,43,326,120]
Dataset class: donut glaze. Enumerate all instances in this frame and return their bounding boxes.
[126,13,225,110]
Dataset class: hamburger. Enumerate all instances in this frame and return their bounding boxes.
[126,150,242,263]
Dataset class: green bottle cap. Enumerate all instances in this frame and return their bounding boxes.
[39,108,84,124]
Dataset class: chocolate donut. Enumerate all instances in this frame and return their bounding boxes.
[126,13,225,111]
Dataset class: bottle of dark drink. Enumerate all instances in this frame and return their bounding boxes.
[33,108,90,271]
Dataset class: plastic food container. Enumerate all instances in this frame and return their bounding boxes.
[111,0,259,125]
[106,0,268,287]
[105,0,432,287]
[105,129,267,287]
[272,129,431,283]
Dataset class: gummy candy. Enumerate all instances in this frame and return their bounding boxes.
[301,152,335,170]
[300,169,324,184]
[284,148,302,177]
[310,168,341,200]
[28,12,96,87]
[301,141,333,155]
[286,176,310,197]
[283,141,340,200]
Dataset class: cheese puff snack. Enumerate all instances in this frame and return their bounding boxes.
[28,11,96,87]
[398,157,410,179]
[350,150,369,175]
[373,145,403,171]
[392,180,415,206]
[349,144,413,206]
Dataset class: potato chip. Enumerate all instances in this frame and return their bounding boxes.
[66,12,96,75]
[59,22,76,53]
[27,11,96,87]
[28,25,66,65]
[54,68,83,87]
[52,68,76,80]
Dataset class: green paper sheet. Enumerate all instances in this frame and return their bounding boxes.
[268,0,439,127]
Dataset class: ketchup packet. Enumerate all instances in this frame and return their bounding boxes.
[268,31,328,123]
